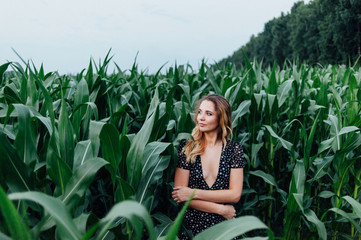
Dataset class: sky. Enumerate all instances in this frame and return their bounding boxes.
[0,0,309,74]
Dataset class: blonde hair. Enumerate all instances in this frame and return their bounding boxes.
[183,94,232,163]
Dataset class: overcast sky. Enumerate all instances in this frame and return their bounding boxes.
[1,0,308,74]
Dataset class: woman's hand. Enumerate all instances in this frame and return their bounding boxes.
[219,205,236,219]
[172,186,194,203]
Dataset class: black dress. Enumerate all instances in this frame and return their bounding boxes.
[176,140,246,239]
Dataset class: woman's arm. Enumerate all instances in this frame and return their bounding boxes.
[189,200,236,219]
[173,168,244,203]
[173,167,236,219]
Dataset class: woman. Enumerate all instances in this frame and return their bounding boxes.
[172,94,246,239]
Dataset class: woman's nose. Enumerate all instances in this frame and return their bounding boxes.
[198,113,205,120]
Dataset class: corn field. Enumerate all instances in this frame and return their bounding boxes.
[0,52,360,239]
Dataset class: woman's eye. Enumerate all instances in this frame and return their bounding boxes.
[207,113,212,116]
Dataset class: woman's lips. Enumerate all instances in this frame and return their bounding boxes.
[199,123,206,127]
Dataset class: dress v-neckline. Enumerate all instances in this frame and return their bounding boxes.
[200,142,225,189]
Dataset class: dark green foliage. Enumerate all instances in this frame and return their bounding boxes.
[219,0,361,68]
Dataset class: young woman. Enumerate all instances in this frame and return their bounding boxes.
[172,94,246,239]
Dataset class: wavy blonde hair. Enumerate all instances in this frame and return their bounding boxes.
[183,94,233,163]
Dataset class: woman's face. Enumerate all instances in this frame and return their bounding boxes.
[196,100,219,133]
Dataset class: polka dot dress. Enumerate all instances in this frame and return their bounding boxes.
[176,140,246,239]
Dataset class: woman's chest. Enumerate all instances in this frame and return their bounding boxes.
[188,156,231,190]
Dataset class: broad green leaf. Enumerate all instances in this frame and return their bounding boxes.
[249,170,277,186]
[99,123,121,180]
[329,208,361,233]
[58,98,75,168]
[13,104,38,165]
[60,158,108,209]
[304,209,326,240]
[0,130,33,192]
[308,156,334,182]
[73,140,93,171]
[9,191,81,240]
[73,78,89,138]
[194,216,270,240]
[0,186,32,240]
[338,126,359,136]
[115,177,135,202]
[137,146,170,205]
[251,143,263,168]
[0,62,12,85]
[293,160,305,193]
[46,134,72,195]
[126,104,159,189]
[97,200,156,240]
[263,125,293,151]
[293,193,304,213]
[317,137,334,154]
[89,120,106,157]
[342,196,361,219]
[232,100,251,128]
[0,232,12,240]
[267,62,278,94]
[277,79,293,107]
[165,192,194,240]
[318,191,335,199]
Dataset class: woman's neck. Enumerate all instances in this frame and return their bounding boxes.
[203,132,221,148]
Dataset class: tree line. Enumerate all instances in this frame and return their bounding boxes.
[219,0,361,68]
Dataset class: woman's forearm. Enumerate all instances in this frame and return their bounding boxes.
[194,189,242,203]
[189,200,224,214]
[188,200,236,219]
[173,186,242,203]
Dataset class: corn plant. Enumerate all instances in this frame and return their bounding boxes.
[0,53,360,239]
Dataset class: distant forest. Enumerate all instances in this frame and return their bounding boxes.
[219,0,361,67]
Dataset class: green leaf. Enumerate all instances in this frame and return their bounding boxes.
[73,140,94,171]
[232,100,251,128]
[317,137,335,154]
[13,104,38,165]
[0,62,12,85]
[249,170,277,186]
[329,208,361,233]
[115,177,135,202]
[60,158,108,209]
[0,231,13,240]
[126,104,159,189]
[263,125,293,151]
[97,201,156,240]
[338,126,359,136]
[58,98,75,168]
[0,130,33,192]
[194,216,270,240]
[293,160,305,194]
[9,191,81,240]
[318,191,335,199]
[277,79,293,107]
[137,142,171,206]
[304,209,326,240]
[0,186,32,240]
[342,196,361,219]
[251,143,263,168]
[267,61,278,94]
[73,78,90,137]
[46,134,72,195]
[165,191,195,240]
[99,123,121,180]
[89,120,106,157]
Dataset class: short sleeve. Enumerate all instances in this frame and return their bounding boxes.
[176,141,191,170]
[230,141,246,168]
